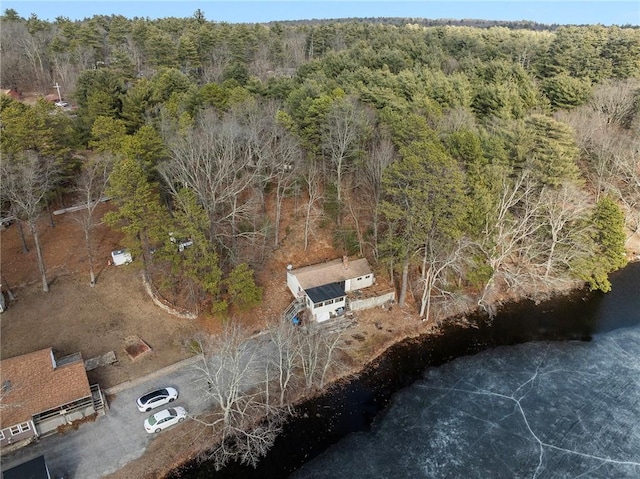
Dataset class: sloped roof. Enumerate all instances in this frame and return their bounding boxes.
[0,348,91,428]
[291,257,372,290]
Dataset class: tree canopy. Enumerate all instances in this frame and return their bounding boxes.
[2,14,638,318]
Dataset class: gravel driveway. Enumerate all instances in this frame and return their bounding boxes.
[0,356,213,478]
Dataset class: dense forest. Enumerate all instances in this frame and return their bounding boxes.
[1,9,639,320]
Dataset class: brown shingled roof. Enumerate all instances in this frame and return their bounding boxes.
[0,348,91,428]
[292,257,373,290]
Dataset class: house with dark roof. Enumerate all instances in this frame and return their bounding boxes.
[286,256,375,322]
[0,348,104,450]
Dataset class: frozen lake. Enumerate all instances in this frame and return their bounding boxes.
[292,324,640,478]
[292,264,640,478]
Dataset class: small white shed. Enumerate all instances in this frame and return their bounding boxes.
[111,249,132,266]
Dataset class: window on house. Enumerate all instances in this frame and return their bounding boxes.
[314,302,324,308]
[9,423,30,435]
[325,299,334,305]
[0,430,5,440]
[365,275,371,279]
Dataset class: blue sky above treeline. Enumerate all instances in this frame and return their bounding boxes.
[3,1,639,26]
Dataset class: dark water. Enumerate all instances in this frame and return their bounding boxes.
[170,262,640,479]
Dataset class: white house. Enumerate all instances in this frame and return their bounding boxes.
[286,256,375,322]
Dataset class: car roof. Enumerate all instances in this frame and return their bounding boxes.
[140,388,168,403]
[154,408,176,420]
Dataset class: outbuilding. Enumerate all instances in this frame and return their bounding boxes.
[111,249,132,266]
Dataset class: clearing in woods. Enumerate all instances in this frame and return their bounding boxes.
[0,199,400,389]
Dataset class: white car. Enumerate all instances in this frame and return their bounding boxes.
[136,387,178,412]
[144,406,187,433]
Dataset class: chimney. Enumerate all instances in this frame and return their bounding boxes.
[342,255,349,269]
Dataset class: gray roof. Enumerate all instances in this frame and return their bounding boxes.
[291,258,372,290]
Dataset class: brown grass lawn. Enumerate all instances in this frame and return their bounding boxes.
[0,205,200,387]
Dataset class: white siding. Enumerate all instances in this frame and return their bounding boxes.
[345,274,374,292]
[310,298,347,321]
[286,271,303,298]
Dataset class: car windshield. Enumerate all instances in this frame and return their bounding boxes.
[140,389,166,403]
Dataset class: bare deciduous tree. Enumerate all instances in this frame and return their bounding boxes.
[160,107,264,257]
[267,126,302,247]
[49,49,83,100]
[191,324,288,470]
[477,172,545,309]
[202,45,231,84]
[419,238,470,321]
[610,134,640,239]
[322,97,372,224]
[360,128,396,257]
[1,153,58,292]
[0,21,33,90]
[283,30,307,68]
[589,79,640,128]
[18,25,54,93]
[561,99,640,239]
[538,183,591,279]
[302,160,323,251]
[296,323,346,391]
[559,108,617,201]
[72,154,113,287]
[267,319,301,407]
[190,317,347,469]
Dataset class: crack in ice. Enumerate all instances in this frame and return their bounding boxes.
[420,353,640,478]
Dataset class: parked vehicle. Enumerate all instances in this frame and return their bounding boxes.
[136,387,178,412]
[144,406,187,433]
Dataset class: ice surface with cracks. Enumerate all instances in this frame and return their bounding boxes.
[293,324,640,479]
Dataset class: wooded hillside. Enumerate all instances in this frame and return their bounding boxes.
[1,10,639,319]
